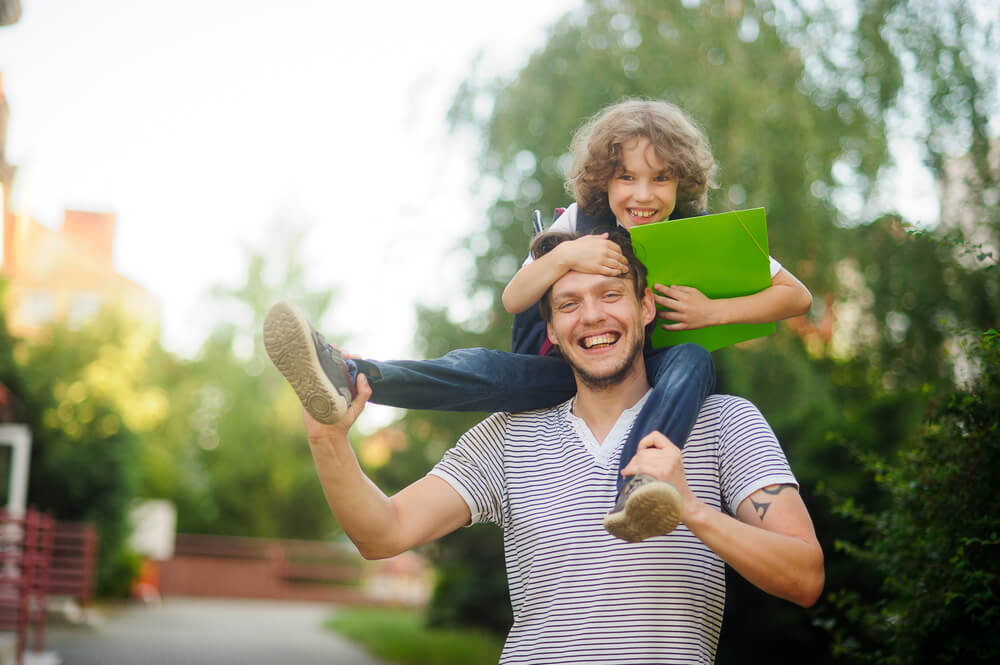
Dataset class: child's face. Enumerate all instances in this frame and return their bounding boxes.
[607,136,678,229]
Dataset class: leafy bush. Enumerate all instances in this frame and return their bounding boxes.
[826,329,1000,664]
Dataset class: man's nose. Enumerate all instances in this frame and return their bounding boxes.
[579,297,605,323]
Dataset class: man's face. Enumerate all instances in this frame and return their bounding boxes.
[545,271,655,390]
[606,136,679,229]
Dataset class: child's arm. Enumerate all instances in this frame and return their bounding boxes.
[653,267,812,330]
[502,233,630,314]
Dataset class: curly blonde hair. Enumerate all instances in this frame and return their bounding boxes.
[566,99,717,219]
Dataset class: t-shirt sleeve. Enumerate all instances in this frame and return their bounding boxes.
[716,397,798,515]
[427,413,508,527]
[769,256,783,278]
[521,203,579,266]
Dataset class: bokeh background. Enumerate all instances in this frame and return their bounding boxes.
[1,1,997,663]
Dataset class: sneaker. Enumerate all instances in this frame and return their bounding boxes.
[262,302,356,425]
[602,474,683,543]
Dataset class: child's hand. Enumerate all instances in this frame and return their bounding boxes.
[653,284,724,330]
[561,233,630,276]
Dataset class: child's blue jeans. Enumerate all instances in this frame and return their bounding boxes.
[349,343,715,493]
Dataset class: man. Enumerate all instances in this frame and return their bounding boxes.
[294,229,823,664]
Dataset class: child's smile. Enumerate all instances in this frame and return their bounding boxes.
[607,136,679,229]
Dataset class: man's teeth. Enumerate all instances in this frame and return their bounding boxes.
[583,334,618,348]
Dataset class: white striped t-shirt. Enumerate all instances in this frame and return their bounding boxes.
[430,393,797,664]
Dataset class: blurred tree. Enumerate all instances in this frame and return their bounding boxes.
[16,312,149,596]
[399,0,889,653]
[2,224,352,597]
[778,0,999,383]
[0,279,25,408]
[825,329,1000,664]
[389,0,997,659]
[142,226,344,540]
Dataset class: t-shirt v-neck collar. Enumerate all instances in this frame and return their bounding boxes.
[564,389,652,465]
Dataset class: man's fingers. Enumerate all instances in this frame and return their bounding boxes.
[621,433,678,478]
[356,372,372,400]
[637,431,672,449]
[346,374,372,421]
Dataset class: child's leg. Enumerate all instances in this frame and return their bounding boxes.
[616,343,716,490]
[263,302,575,424]
[602,343,715,543]
[352,349,575,412]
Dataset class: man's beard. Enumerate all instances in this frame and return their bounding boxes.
[564,333,645,391]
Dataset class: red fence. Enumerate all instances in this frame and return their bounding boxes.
[48,521,97,606]
[159,533,369,604]
[0,509,55,665]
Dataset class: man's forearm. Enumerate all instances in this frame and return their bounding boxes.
[683,490,824,607]
[307,430,403,559]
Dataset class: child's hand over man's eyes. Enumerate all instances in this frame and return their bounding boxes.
[562,233,630,276]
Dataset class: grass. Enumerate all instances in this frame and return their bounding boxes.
[326,606,504,665]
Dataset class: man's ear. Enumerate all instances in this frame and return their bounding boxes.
[546,323,558,348]
[641,287,656,326]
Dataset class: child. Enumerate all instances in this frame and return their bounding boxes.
[263,99,811,543]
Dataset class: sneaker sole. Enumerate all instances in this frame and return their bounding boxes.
[603,482,683,543]
[262,302,348,425]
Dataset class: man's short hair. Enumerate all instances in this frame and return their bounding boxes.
[530,228,649,323]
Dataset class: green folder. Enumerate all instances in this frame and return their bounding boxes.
[629,207,775,352]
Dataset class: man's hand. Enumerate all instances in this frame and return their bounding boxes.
[621,432,710,520]
[303,373,372,447]
[620,432,687,491]
[653,284,724,330]
[559,233,630,276]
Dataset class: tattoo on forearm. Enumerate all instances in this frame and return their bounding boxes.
[751,484,796,521]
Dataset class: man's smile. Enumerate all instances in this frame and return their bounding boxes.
[580,332,621,349]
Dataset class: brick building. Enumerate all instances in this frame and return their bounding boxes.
[0,73,158,339]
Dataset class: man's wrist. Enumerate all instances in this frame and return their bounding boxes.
[308,430,357,467]
[681,493,710,528]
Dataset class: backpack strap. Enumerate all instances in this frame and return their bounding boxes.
[576,207,617,235]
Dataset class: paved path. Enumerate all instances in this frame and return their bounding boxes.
[44,598,392,665]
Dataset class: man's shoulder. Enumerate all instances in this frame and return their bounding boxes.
[695,394,768,433]
[702,393,761,416]
[505,400,573,423]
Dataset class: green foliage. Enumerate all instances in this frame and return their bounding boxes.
[423,527,512,634]
[361,404,511,635]
[327,606,505,665]
[15,314,145,596]
[0,279,22,390]
[141,227,344,540]
[406,0,999,659]
[422,0,886,647]
[2,225,350,598]
[825,330,1000,664]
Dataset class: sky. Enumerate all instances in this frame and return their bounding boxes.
[0,0,579,366]
[0,0,942,387]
